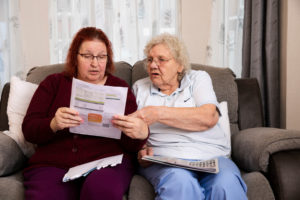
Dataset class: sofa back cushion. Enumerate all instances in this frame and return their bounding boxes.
[132,60,239,135]
[26,62,132,86]
[26,63,65,84]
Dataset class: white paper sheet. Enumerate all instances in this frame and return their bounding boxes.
[69,78,128,139]
[63,154,123,182]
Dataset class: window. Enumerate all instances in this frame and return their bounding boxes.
[49,0,180,65]
[0,0,9,92]
[206,0,244,77]
[0,0,24,94]
[0,0,243,97]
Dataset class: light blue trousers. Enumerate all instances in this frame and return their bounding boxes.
[139,156,248,200]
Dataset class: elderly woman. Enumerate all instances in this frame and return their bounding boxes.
[22,27,148,200]
[132,34,247,200]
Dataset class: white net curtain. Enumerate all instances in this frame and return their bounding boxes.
[0,0,24,93]
[0,0,244,96]
[205,0,244,77]
[49,0,180,65]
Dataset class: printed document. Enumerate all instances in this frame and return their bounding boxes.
[69,78,128,139]
[63,154,123,182]
[142,155,219,173]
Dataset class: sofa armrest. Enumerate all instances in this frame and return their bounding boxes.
[0,83,9,131]
[0,132,27,176]
[269,150,300,200]
[235,78,264,130]
[232,127,300,172]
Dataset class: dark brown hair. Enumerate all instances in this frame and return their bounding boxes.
[64,27,115,77]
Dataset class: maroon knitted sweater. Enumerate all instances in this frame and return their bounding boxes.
[22,73,146,170]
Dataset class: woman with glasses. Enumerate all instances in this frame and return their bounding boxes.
[132,33,248,200]
[22,27,148,200]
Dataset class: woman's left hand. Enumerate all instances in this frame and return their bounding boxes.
[111,115,148,140]
[129,106,160,125]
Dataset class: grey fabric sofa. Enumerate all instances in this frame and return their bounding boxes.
[1,61,300,200]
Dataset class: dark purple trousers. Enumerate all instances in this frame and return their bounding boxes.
[23,157,134,200]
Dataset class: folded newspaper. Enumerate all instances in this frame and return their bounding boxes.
[142,155,219,173]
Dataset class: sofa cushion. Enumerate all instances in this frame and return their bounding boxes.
[26,64,65,84]
[242,172,275,200]
[0,133,27,176]
[128,174,155,200]
[5,76,37,157]
[26,62,132,86]
[113,61,132,86]
[0,170,24,200]
[132,60,148,85]
[219,101,231,153]
[190,64,238,126]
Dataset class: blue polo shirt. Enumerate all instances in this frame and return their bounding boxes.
[133,70,231,160]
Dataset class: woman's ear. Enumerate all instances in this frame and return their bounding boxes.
[178,65,184,73]
[177,65,185,81]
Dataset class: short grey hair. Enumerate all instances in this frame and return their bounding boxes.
[144,33,191,81]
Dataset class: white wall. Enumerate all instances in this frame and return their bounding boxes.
[19,0,50,73]
[280,0,300,130]
[181,1,211,64]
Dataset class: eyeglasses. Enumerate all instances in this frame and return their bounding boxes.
[78,53,108,63]
[146,57,173,66]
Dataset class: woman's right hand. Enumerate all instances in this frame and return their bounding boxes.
[138,145,154,168]
[50,107,83,132]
